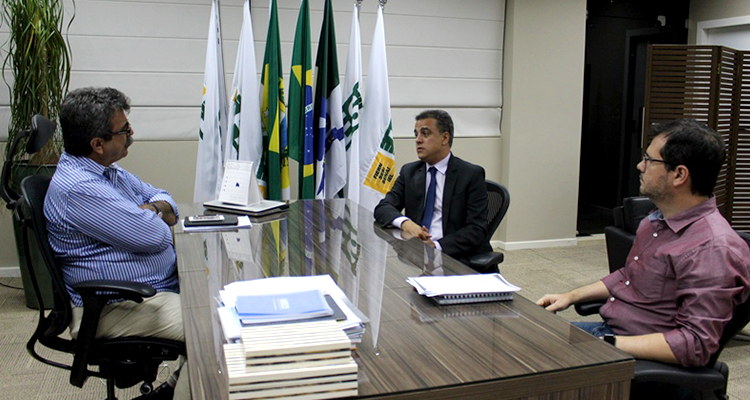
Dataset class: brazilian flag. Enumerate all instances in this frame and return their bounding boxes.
[259,0,290,200]
[288,0,315,199]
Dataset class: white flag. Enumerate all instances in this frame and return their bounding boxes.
[225,0,262,171]
[194,0,227,203]
[343,3,363,204]
[358,5,395,212]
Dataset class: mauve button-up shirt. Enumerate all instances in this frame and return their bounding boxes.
[600,197,750,367]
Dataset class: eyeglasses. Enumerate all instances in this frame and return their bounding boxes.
[112,122,132,136]
[642,153,672,166]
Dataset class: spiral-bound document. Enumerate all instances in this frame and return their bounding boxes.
[406,273,521,305]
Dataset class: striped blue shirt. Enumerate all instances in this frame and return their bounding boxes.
[44,152,180,306]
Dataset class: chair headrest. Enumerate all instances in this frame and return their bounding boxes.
[622,197,656,234]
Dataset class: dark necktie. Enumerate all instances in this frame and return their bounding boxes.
[421,167,437,229]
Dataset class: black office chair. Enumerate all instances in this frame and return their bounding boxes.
[576,231,750,400]
[468,180,510,273]
[17,174,186,400]
[604,196,655,273]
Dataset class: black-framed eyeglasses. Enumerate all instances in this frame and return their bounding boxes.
[642,153,672,166]
[112,122,132,136]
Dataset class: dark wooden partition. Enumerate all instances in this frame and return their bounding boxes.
[644,45,750,232]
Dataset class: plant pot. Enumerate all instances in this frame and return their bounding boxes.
[12,162,56,309]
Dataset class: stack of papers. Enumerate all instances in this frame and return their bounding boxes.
[223,320,358,399]
[218,275,367,344]
[407,273,521,305]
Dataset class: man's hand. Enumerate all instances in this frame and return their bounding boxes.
[536,281,610,313]
[140,201,177,226]
[401,220,432,241]
[536,293,574,312]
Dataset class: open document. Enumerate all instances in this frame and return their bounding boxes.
[218,275,367,344]
[407,273,521,305]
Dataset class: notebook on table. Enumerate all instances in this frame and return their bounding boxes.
[406,273,521,305]
[203,199,288,217]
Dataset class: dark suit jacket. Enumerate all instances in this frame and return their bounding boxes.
[373,155,492,262]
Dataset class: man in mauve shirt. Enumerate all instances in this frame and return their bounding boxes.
[537,119,750,369]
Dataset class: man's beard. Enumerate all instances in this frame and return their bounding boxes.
[639,174,670,204]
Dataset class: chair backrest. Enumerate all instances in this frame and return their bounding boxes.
[708,231,750,366]
[620,196,656,234]
[485,180,510,241]
[18,175,73,339]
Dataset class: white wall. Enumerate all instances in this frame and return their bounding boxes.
[689,0,750,46]
[0,0,505,141]
[689,0,750,50]
[499,0,586,248]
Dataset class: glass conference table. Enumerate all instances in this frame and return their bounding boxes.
[174,200,634,400]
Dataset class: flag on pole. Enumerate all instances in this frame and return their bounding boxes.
[343,1,363,204]
[259,0,290,200]
[225,0,262,172]
[288,0,315,199]
[313,0,347,199]
[358,4,395,211]
[194,0,227,203]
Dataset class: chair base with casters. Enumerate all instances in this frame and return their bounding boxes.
[18,174,186,400]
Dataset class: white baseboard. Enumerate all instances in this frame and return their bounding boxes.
[491,238,579,251]
[0,266,21,278]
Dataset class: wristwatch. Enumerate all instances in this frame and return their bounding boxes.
[603,334,616,346]
[150,203,163,218]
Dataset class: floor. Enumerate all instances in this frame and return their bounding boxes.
[1,238,749,399]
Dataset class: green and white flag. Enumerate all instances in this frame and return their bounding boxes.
[225,0,262,171]
[358,4,395,212]
[313,0,346,199]
[194,0,227,203]
[343,2,363,204]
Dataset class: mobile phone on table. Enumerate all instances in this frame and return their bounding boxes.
[184,214,238,227]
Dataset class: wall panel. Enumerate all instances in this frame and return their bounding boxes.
[1,0,504,141]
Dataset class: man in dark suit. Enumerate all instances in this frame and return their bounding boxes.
[374,109,492,266]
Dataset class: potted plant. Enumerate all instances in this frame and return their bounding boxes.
[1,0,73,308]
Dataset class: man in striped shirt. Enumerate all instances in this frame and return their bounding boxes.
[44,87,189,399]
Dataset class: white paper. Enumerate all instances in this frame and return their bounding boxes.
[406,273,521,297]
[218,160,261,205]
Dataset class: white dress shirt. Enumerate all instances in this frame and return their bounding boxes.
[392,153,451,250]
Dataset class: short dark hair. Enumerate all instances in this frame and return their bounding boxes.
[60,87,131,156]
[416,109,454,146]
[648,119,725,197]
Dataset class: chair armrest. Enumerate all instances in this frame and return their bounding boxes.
[468,251,504,273]
[574,301,605,316]
[634,360,727,392]
[69,280,156,388]
[73,280,156,303]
